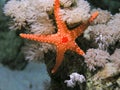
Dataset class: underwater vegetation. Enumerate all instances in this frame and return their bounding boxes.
[2,0,120,90]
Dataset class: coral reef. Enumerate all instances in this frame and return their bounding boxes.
[3,0,120,90]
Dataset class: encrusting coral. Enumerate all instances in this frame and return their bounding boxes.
[19,0,98,73]
[87,63,120,90]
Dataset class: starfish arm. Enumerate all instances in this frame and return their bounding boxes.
[69,43,85,56]
[54,0,68,33]
[89,11,99,23]
[20,33,57,44]
[71,11,99,38]
[51,45,65,73]
[75,46,85,55]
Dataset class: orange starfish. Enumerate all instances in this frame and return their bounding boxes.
[20,0,98,73]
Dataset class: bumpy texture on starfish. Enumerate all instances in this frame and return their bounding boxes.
[20,0,98,73]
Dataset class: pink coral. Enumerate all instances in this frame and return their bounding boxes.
[84,49,110,71]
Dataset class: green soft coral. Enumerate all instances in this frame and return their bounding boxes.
[0,31,27,70]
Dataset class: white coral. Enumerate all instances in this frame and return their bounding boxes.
[64,72,86,88]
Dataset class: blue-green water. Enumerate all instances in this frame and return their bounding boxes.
[0,62,50,90]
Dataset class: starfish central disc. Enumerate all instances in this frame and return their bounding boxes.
[62,37,68,43]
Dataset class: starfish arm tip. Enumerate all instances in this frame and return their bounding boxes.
[51,69,55,74]
[89,11,99,22]
[19,33,23,37]
[19,33,26,38]
[76,48,85,56]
